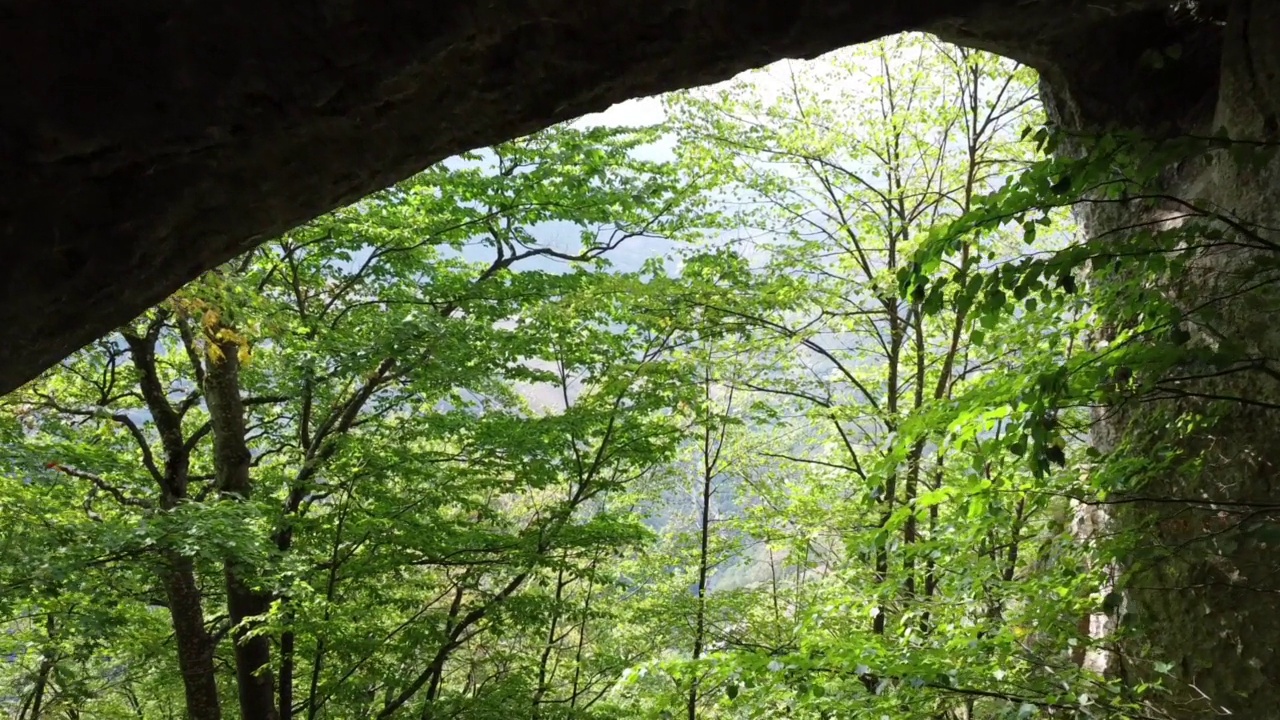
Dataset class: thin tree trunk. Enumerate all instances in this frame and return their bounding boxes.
[922,499,940,633]
[688,365,728,720]
[279,617,295,720]
[532,565,571,718]
[22,614,56,720]
[568,555,599,711]
[902,311,928,599]
[873,297,904,636]
[687,446,713,720]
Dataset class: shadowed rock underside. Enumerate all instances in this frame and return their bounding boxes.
[0,0,1208,394]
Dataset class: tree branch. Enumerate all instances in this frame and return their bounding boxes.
[55,464,151,509]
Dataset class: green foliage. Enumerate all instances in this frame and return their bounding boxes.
[2,32,1244,720]
[0,123,722,719]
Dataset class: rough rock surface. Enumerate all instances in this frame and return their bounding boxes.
[0,0,1005,394]
[0,0,1215,395]
[1038,2,1280,716]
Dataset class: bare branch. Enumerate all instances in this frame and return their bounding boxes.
[55,465,151,509]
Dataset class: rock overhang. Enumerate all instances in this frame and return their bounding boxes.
[0,0,1226,393]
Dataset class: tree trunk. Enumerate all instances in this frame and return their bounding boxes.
[279,624,295,720]
[204,333,279,720]
[161,552,224,720]
[125,321,224,720]
[688,367,726,720]
[687,438,713,720]
[1038,2,1280,714]
[223,570,278,720]
[21,615,56,720]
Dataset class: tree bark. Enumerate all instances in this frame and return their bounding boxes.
[21,614,56,720]
[279,623,295,720]
[125,320,224,720]
[688,365,729,720]
[204,332,279,720]
[161,552,224,720]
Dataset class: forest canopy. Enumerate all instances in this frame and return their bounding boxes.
[3,33,1273,720]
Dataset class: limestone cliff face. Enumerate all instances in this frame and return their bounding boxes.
[0,0,990,394]
[0,0,1216,395]
[1036,3,1280,715]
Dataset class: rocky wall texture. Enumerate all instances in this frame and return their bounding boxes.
[0,0,1214,395]
[0,0,1001,394]
[1038,2,1280,716]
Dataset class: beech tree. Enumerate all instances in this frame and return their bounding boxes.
[0,124,719,720]
[626,35,1124,719]
[3,32,1259,720]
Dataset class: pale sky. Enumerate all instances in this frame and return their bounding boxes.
[575,96,668,128]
